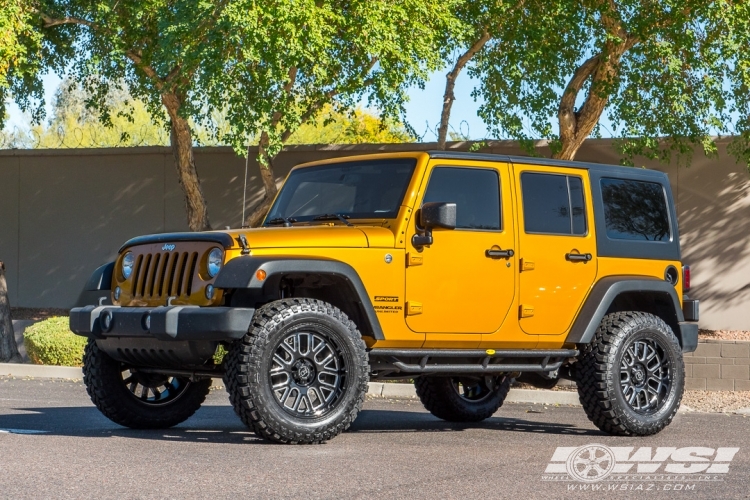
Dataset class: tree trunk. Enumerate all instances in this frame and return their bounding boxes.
[555,20,635,160]
[244,131,280,227]
[0,262,22,363]
[437,31,491,150]
[161,93,211,232]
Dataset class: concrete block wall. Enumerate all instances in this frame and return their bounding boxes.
[1,138,750,330]
[684,340,750,391]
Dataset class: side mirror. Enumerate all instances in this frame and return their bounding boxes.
[420,201,456,230]
[412,202,456,247]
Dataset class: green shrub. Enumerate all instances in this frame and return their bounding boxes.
[213,344,228,365]
[23,316,87,366]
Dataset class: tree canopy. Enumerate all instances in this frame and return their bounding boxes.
[0,80,411,148]
[20,0,453,229]
[1,0,749,229]
[473,0,729,163]
[202,0,455,225]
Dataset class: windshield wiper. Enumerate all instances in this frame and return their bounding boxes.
[312,213,353,226]
[265,217,298,227]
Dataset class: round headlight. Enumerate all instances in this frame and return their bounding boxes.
[122,252,134,279]
[207,248,224,278]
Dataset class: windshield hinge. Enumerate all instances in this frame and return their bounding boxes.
[237,234,250,255]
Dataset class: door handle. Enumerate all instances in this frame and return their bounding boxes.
[486,248,514,259]
[566,252,592,262]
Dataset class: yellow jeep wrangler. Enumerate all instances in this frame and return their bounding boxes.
[70,151,699,443]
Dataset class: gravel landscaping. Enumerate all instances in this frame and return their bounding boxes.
[10,308,69,321]
[682,390,750,413]
[699,329,750,341]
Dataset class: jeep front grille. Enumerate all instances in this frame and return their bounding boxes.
[131,251,199,300]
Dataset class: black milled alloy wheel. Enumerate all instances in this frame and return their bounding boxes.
[415,375,511,422]
[224,299,369,444]
[82,340,212,429]
[577,311,685,436]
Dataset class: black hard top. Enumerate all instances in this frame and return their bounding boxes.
[427,150,668,182]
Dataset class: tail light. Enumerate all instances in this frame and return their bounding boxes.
[682,265,691,292]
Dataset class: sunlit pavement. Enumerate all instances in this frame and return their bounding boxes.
[1,377,748,499]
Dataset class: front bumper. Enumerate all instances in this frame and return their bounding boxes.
[70,305,255,341]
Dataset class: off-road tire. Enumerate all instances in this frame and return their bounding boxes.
[415,375,512,422]
[577,311,684,436]
[82,339,212,429]
[223,298,369,444]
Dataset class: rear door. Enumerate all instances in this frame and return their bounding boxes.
[514,165,597,335]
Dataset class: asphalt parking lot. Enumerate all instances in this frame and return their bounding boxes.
[1,377,749,500]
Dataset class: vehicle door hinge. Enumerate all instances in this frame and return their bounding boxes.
[406,301,423,315]
[519,304,535,318]
[406,253,423,267]
[520,258,535,271]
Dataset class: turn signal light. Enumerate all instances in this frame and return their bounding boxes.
[255,269,267,281]
[682,265,691,292]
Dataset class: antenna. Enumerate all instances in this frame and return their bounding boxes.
[241,143,250,228]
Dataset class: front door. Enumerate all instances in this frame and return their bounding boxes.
[514,166,597,335]
[406,162,516,334]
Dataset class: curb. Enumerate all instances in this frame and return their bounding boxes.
[0,363,582,406]
[0,363,83,379]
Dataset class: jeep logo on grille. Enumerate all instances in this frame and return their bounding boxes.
[162,244,176,251]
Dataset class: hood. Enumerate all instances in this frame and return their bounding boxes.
[224,225,395,249]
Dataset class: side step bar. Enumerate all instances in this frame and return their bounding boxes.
[368,349,579,375]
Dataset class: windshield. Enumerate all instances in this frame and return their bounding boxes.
[265,159,417,224]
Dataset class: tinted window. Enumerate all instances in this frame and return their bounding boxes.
[521,173,587,235]
[266,159,416,222]
[423,167,501,230]
[570,177,586,235]
[601,178,671,241]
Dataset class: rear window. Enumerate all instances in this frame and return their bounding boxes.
[521,173,587,235]
[600,178,671,241]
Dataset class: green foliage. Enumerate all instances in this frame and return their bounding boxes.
[717,1,750,171]
[1,77,238,148]
[213,344,227,365]
[207,0,456,162]
[2,79,413,147]
[287,104,414,145]
[23,317,87,367]
[473,0,730,163]
[0,0,49,127]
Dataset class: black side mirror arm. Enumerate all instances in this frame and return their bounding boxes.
[411,202,456,250]
[411,230,433,248]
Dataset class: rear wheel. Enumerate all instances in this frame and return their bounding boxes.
[577,311,684,436]
[224,299,369,444]
[82,340,212,429]
[415,375,511,422]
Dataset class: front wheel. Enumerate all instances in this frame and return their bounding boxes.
[82,340,212,429]
[224,299,369,444]
[415,375,511,422]
[577,311,684,436]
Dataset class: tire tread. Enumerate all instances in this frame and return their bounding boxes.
[224,298,369,444]
[576,311,684,436]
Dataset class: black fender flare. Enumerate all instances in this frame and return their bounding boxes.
[214,256,384,340]
[566,276,685,346]
[84,262,114,291]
